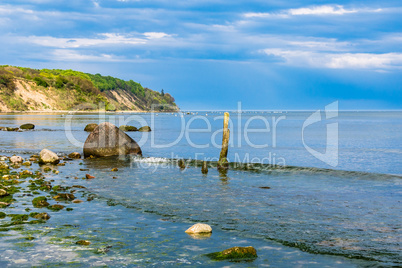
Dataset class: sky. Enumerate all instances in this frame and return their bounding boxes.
[0,0,401,110]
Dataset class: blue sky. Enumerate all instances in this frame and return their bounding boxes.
[1,0,401,110]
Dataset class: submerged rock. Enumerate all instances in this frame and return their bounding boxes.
[206,246,258,261]
[185,223,212,234]
[84,123,98,132]
[32,196,49,208]
[76,240,91,246]
[48,204,65,211]
[138,126,151,132]
[20,123,35,130]
[119,125,138,132]
[33,212,51,220]
[83,122,142,158]
[39,149,60,165]
[68,152,81,159]
[5,127,19,131]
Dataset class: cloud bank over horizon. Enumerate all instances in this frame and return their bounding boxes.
[1,0,401,110]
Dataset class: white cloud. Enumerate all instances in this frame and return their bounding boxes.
[143,32,171,39]
[51,49,120,62]
[288,5,357,16]
[21,32,172,48]
[262,49,402,69]
[0,5,34,15]
[243,5,382,18]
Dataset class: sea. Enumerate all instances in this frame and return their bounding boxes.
[0,110,401,267]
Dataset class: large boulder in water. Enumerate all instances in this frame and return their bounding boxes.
[83,122,142,158]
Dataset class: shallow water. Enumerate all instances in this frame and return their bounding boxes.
[0,111,401,267]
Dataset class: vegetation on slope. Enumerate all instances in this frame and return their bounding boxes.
[0,65,178,112]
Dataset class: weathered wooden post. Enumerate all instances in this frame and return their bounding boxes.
[218,112,230,171]
[201,161,208,174]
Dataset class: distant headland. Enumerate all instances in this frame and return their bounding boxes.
[0,65,179,113]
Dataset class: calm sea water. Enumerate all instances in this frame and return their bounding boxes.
[0,111,401,267]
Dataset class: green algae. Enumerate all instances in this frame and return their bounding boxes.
[32,196,49,208]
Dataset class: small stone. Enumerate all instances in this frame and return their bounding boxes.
[0,162,9,169]
[138,126,151,132]
[57,163,66,166]
[20,170,33,176]
[0,202,10,208]
[72,185,86,189]
[6,127,19,131]
[76,240,91,246]
[10,156,23,163]
[68,152,81,159]
[86,174,95,179]
[20,123,35,130]
[33,212,51,220]
[39,149,60,165]
[22,161,32,166]
[119,125,138,132]
[0,189,9,197]
[0,156,8,161]
[185,223,212,234]
[259,186,271,189]
[84,123,98,132]
[72,199,83,203]
[111,168,118,172]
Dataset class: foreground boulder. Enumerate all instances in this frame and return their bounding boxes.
[83,122,142,158]
[138,126,151,132]
[20,123,35,130]
[185,223,212,234]
[84,123,98,132]
[119,125,138,132]
[39,149,60,165]
[206,246,257,261]
[10,156,23,163]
